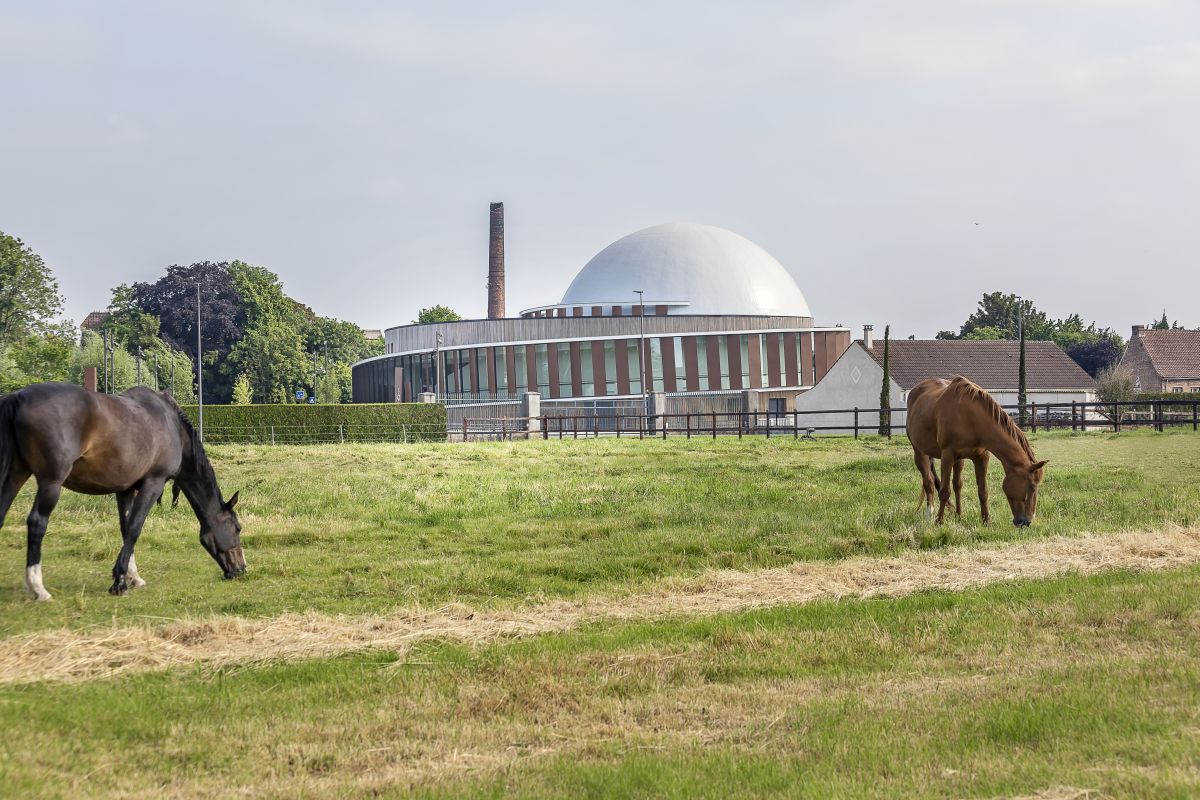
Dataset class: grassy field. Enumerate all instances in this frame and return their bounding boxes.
[2,431,1200,797]
[3,430,1200,636]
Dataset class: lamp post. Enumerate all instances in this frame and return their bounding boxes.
[634,290,647,415]
[434,331,444,401]
[196,283,204,441]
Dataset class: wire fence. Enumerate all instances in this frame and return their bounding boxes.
[200,423,446,445]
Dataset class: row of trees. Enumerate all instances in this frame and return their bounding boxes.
[1,230,383,403]
[935,292,1127,376]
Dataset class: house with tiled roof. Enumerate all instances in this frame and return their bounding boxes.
[1119,325,1200,394]
[794,328,1096,432]
[80,311,109,332]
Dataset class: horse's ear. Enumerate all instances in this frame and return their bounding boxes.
[225,491,240,511]
[1031,460,1048,472]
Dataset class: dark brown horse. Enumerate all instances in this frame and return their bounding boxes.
[906,376,1047,527]
[0,382,244,600]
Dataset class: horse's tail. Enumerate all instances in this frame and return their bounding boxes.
[0,392,20,497]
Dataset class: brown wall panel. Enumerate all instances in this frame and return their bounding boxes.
[784,334,799,386]
[591,306,603,317]
[765,332,781,387]
[572,307,583,317]
[486,347,497,394]
[655,305,668,316]
[591,340,607,396]
[707,336,722,391]
[467,349,478,394]
[747,334,762,389]
[505,347,517,395]
[526,344,537,391]
[614,339,631,395]
[570,342,582,397]
[727,335,743,390]
[682,336,700,391]
[814,333,830,381]
[611,306,623,316]
[800,333,813,386]
[660,336,678,392]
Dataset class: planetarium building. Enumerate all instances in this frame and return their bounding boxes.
[352,208,850,414]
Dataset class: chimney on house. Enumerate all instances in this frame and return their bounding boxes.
[488,202,505,319]
[863,324,875,350]
[1131,324,1144,339]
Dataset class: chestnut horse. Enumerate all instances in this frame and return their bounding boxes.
[906,377,1047,527]
[0,382,245,601]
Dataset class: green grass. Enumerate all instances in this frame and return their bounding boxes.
[2,566,1198,798]
[3,430,1200,636]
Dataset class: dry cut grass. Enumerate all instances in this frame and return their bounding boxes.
[3,526,1198,686]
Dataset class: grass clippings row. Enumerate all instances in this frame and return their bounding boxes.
[3,526,1198,686]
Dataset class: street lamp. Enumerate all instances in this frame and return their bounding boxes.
[634,290,647,416]
[434,331,444,401]
[196,283,204,441]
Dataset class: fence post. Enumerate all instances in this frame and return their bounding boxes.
[854,407,859,440]
[663,414,668,440]
[463,418,468,442]
[686,414,692,439]
[339,424,345,444]
[270,425,275,446]
[1114,403,1120,432]
[1071,401,1077,432]
[543,418,549,440]
[501,417,507,441]
[793,410,798,440]
[1031,402,1037,433]
[1193,402,1197,432]
[712,413,717,440]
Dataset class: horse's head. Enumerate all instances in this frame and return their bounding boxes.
[199,491,246,579]
[1002,461,1048,527]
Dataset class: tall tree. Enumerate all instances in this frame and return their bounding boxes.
[0,231,63,349]
[414,305,462,324]
[131,262,245,402]
[878,325,891,437]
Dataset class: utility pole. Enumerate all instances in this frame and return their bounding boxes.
[196,283,204,441]
[434,331,443,401]
[634,289,646,413]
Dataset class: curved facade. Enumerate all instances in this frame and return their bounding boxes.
[353,222,849,407]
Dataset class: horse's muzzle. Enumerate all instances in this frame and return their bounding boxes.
[1013,518,1032,528]
[222,547,247,579]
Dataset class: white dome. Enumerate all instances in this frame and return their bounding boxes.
[561,223,811,317]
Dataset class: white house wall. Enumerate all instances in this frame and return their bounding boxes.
[793,346,907,435]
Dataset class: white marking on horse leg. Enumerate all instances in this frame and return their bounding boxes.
[25,563,52,602]
[126,554,147,589]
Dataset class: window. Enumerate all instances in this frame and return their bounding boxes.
[1192,387,1200,393]
[649,338,664,392]
[476,348,488,395]
[513,346,528,394]
[580,342,595,395]
[696,336,709,388]
[760,336,770,387]
[493,347,508,396]
[1173,386,1184,393]
[557,342,573,398]
[740,335,751,387]
[717,335,730,389]
[674,337,687,387]
[627,340,642,395]
[535,344,550,395]
[603,340,618,395]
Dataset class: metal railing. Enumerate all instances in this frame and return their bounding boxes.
[460,399,1200,441]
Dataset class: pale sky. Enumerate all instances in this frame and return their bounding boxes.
[2,1,1197,339]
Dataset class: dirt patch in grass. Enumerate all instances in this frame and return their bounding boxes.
[2,527,1199,686]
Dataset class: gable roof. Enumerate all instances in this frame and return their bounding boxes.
[862,339,1095,391]
[80,311,109,331]
[1134,330,1200,379]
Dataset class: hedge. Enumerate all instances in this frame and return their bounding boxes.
[178,403,447,444]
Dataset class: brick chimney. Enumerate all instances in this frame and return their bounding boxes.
[863,324,875,350]
[488,202,505,319]
[1131,324,1144,339]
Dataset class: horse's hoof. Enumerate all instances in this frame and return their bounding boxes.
[128,577,147,589]
[30,592,52,602]
[109,582,128,596]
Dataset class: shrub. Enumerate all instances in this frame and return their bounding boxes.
[1095,365,1135,405]
[178,403,446,443]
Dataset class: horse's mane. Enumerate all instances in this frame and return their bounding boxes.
[946,376,1036,460]
[161,393,219,490]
